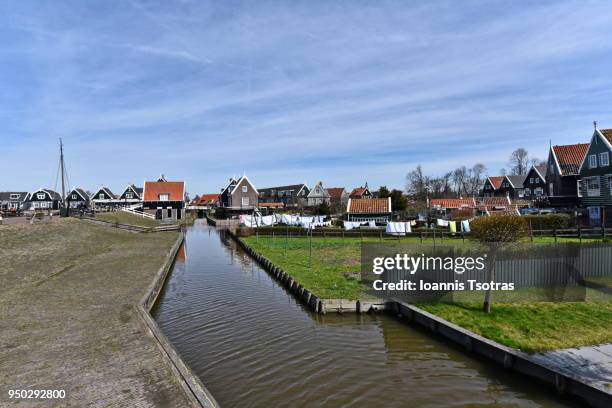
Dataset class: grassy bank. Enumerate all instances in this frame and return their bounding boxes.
[95,211,162,227]
[243,234,612,351]
[0,218,189,406]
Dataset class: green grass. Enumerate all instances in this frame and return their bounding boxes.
[95,211,163,228]
[418,301,612,352]
[244,234,612,351]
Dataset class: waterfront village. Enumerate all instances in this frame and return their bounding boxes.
[2,125,612,408]
[2,124,612,228]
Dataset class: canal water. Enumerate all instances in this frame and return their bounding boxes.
[153,221,573,408]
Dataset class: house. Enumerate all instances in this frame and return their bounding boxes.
[477,196,515,213]
[481,176,505,197]
[26,188,62,211]
[349,182,373,199]
[306,181,331,206]
[498,175,526,199]
[219,175,258,210]
[66,188,90,209]
[0,192,28,213]
[578,127,612,223]
[91,187,117,210]
[117,184,143,205]
[193,194,220,208]
[258,184,309,208]
[523,165,548,198]
[429,198,476,218]
[143,178,186,220]
[546,142,589,206]
[346,197,392,223]
[326,187,350,213]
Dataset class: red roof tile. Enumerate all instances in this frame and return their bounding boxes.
[326,187,346,199]
[477,197,511,210]
[488,176,505,189]
[195,194,219,205]
[600,129,612,145]
[429,198,476,209]
[552,143,589,176]
[347,198,390,214]
[143,181,185,202]
[350,187,367,197]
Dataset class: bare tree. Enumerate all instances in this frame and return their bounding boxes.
[466,163,487,196]
[406,165,430,200]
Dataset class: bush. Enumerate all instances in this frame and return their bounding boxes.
[523,213,573,230]
[471,215,528,243]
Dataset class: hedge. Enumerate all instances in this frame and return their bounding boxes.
[523,213,574,230]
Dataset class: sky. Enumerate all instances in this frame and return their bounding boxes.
[1,0,612,195]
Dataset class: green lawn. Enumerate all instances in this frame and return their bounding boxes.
[94,211,163,228]
[244,233,612,351]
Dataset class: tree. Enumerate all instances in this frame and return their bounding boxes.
[508,148,542,175]
[377,186,391,198]
[470,215,528,313]
[315,201,331,216]
[390,189,407,211]
[406,165,430,201]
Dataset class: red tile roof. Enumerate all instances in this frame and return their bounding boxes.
[477,197,511,210]
[349,187,367,197]
[429,198,476,209]
[326,187,346,199]
[143,181,185,202]
[195,194,219,205]
[488,176,505,189]
[347,198,390,214]
[600,129,612,145]
[552,143,589,176]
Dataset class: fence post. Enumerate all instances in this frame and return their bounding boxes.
[529,221,533,243]
[578,226,582,244]
[553,229,557,243]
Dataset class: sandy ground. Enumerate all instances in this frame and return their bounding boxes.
[0,218,190,407]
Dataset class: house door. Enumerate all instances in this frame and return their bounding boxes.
[156,209,162,219]
[167,208,172,218]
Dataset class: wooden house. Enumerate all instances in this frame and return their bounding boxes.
[66,188,90,209]
[522,165,548,198]
[578,128,612,223]
[429,198,476,218]
[306,181,331,206]
[546,142,589,206]
[326,187,350,213]
[219,175,258,210]
[481,176,505,197]
[91,187,117,210]
[349,182,373,199]
[0,192,28,213]
[26,188,62,211]
[258,184,309,208]
[142,178,186,220]
[498,175,526,199]
[193,194,220,209]
[346,197,392,223]
[117,184,143,205]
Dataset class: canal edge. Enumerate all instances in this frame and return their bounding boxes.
[228,230,611,408]
[136,232,220,408]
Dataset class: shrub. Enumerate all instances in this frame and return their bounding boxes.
[471,215,528,243]
[523,213,573,230]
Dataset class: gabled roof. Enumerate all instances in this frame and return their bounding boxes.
[347,197,391,214]
[93,186,117,199]
[477,196,511,210]
[551,143,589,176]
[505,175,526,188]
[143,180,185,201]
[195,194,220,204]
[487,176,505,189]
[326,187,347,199]
[429,198,476,209]
[533,165,548,179]
[600,128,612,145]
[68,188,89,201]
[121,184,143,198]
[29,188,62,200]
[307,181,330,198]
[0,192,28,202]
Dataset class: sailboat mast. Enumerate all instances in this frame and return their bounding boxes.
[60,138,66,205]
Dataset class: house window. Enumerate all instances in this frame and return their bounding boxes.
[608,175,612,195]
[37,193,45,200]
[125,192,133,199]
[242,197,249,206]
[577,180,582,198]
[99,193,105,200]
[535,188,543,196]
[586,177,600,197]
[529,178,534,184]
[600,152,609,166]
[71,194,77,200]
[535,177,539,183]
[159,194,169,201]
[242,185,248,193]
[524,188,531,196]
[589,154,597,168]
[10,194,19,200]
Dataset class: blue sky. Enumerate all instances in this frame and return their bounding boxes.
[2,1,612,195]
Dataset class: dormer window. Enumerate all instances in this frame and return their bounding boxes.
[10,194,19,200]
[71,194,77,200]
[37,193,45,200]
[159,194,169,201]
[589,154,597,168]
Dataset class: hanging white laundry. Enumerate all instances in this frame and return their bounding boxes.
[368,220,377,228]
[386,222,409,236]
[437,219,449,227]
[461,219,471,233]
[344,221,362,230]
[260,215,275,226]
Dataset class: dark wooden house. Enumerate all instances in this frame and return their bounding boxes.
[219,175,258,210]
[498,175,526,199]
[26,188,62,211]
[91,187,117,210]
[66,188,90,209]
[349,182,373,199]
[118,184,143,205]
[142,178,185,220]
[546,142,589,206]
[522,165,548,198]
[578,128,612,223]
[258,184,309,208]
[0,192,28,213]
[481,176,505,197]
